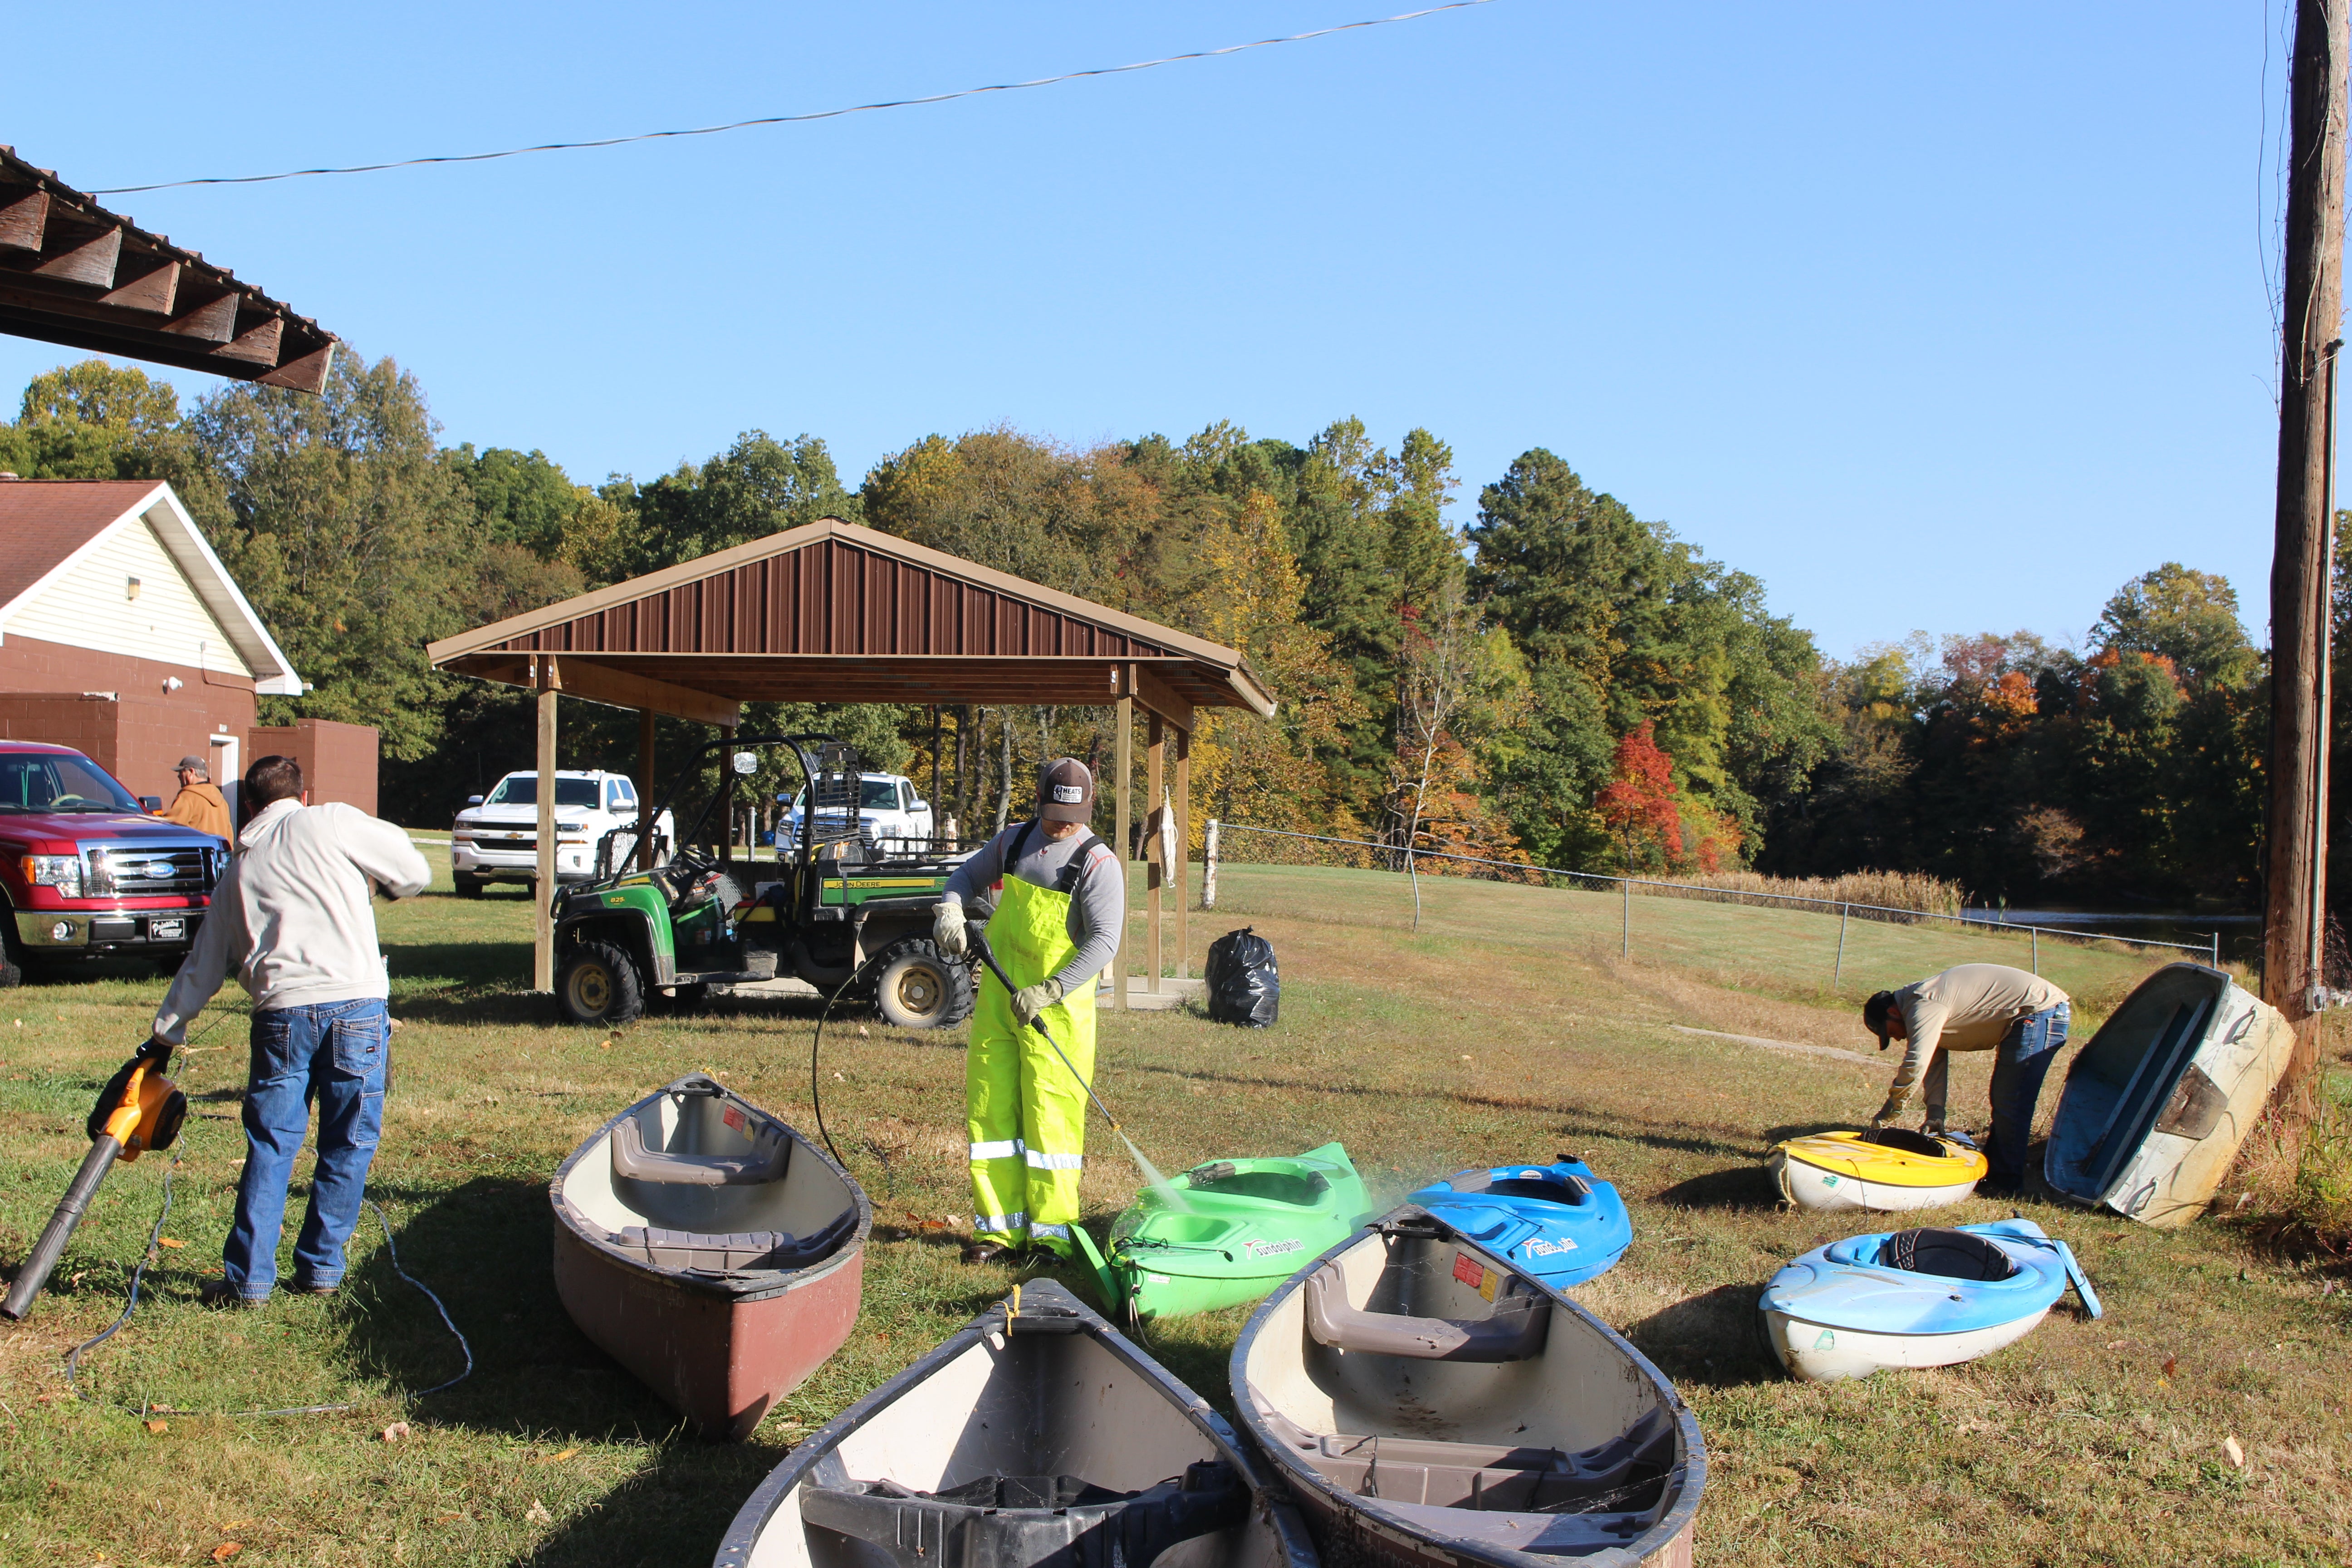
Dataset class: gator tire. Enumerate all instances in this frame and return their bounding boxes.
[558,939,644,1026]
[873,938,975,1031]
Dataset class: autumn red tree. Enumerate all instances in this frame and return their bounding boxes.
[1595,722,1685,870]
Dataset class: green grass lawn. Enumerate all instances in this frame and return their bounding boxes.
[0,848,2344,1566]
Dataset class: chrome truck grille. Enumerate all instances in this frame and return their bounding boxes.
[82,842,221,897]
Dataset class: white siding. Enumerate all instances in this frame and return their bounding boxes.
[5,518,256,677]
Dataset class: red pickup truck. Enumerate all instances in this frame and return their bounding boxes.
[0,740,226,987]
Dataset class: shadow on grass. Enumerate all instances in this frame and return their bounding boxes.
[1623,1281,1781,1389]
[513,1436,788,1567]
[385,938,533,990]
[1652,1164,1780,1210]
[333,1175,683,1443]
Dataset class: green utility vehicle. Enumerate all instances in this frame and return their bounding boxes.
[549,736,975,1029]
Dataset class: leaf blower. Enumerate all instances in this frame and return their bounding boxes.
[2,1039,186,1321]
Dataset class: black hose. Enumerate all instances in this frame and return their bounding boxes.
[808,946,897,1170]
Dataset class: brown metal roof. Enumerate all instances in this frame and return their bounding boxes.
[426,519,1274,730]
[0,147,336,392]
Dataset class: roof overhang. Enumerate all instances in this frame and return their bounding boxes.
[0,146,337,391]
[427,519,1277,729]
[0,481,305,695]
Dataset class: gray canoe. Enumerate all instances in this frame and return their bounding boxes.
[1231,1206,1704,1568]
[715,1279,1317,1568]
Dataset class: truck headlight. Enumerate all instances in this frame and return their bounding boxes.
[23,855,83,897]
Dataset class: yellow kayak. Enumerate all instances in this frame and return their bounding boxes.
[1769,1127,1988,1213]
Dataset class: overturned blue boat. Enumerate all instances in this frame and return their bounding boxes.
[1405,1159,1632,1289]
[1757,1217,2102,1382]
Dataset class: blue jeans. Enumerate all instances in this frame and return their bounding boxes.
[223,998,387,1300]
[1921,1002,2069,1190]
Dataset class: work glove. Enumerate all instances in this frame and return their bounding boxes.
[1869,1093,1904,1128]
[933,901,969,959]
[1012,977,1065,1027]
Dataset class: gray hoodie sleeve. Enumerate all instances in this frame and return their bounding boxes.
[1049,838,1125,996]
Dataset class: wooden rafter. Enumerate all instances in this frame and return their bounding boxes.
[0,146,337,392]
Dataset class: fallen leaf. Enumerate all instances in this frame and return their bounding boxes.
[220,1521,253,1530]
[524,1499,552,1524]
[435,1513,463,1523]
[2224,1435,2245,1468]
[157,1237,185,1250]
[2162,1356,2178,1377]
[69,1271,85,1285]
[144,1419,168,1434]
[149,1403,175,1414]
[531,1447,579,1465]
[2106,1339,2130,1350]
[210,1544,242,1562]
[381,1421,410,1442]
[833,1071,844,1081]
[857,1026,869,1038]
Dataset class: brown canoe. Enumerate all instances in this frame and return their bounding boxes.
[550,1074,870,1439]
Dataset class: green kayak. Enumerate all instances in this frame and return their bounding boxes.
[1101,1143,1372,1322]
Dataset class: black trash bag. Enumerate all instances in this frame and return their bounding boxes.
[1204,927,1279,1028]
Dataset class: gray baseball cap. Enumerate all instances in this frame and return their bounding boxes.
[1038,757,1094,823]
[176,755,209,774]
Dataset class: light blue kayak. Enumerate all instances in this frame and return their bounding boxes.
[1758,1217,2102,1381]
[1405,1159,1632,1288]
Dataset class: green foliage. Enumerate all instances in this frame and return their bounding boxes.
[618,430,857,577]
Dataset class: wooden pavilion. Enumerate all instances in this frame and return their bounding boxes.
[425,518,1276,1005]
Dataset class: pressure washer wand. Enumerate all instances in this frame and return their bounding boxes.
[2,1046,176,1322]
[967,929,1123,1133]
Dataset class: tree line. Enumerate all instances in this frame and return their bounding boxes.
[0,353,2311,912]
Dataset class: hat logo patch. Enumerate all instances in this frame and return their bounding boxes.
[1052,784,1084,803]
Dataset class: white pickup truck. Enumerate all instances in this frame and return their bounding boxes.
[772,771,937,852]
[452,769,674,896]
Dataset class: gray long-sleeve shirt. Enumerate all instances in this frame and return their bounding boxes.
[155,799,432,1044]
[943,820,1122,995]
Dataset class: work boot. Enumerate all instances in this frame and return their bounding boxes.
[198,1279,264,1311]
[960,1240,1019,1266]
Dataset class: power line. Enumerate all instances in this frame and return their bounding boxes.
[93,1,1503,196]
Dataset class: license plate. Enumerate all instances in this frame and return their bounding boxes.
[149,918,185,941]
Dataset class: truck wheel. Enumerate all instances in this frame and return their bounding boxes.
[0,921,24,989]
[455,874,485,899]
[558,940,644,1025]
[874,940,974,1030]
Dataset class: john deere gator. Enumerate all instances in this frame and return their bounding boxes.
[549,736,975,1029]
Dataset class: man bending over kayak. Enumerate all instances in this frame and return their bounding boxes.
[1862,962,2071,1199]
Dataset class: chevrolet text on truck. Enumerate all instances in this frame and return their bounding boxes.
[0,741,225,985]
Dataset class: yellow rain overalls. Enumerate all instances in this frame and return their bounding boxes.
[966,832,1103,1257]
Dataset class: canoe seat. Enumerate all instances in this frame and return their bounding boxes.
[1878,1226,2017,1281]
[612,1112,790,1186]
[1253,1405,1671,1517]
[799,1460,1247,1568]
[610,1209,853,1272]
[1304,1264,1548,1361]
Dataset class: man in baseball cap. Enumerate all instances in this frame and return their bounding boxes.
[933,757,1122,1264]
[157,754,232,842]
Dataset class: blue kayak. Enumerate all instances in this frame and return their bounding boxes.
[1758,1217,2102,1382]
[1405,1159,1632,1288]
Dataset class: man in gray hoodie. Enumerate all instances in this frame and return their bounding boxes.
[153,755,431,1307]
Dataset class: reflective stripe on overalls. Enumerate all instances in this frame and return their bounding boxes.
[965,845,1098,1256]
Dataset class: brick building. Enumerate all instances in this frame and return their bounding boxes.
[0,478,378,814]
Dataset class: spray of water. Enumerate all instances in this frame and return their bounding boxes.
[1119,1132,1191,1213]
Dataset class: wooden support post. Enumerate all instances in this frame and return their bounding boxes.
[2265,0,2351,1107]
[1174,726,1191,980]
[535,662,559,993]
[1115,679,1133,1012]
[929,706,942,843]
[637,707,657,870]
[1147,713,1165,994]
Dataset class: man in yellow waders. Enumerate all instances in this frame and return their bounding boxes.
[935,758,1122,1264]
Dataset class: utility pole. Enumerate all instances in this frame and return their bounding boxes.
[2264,0,2350,1103]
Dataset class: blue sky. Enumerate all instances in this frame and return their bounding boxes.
[3,1,2305,661]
